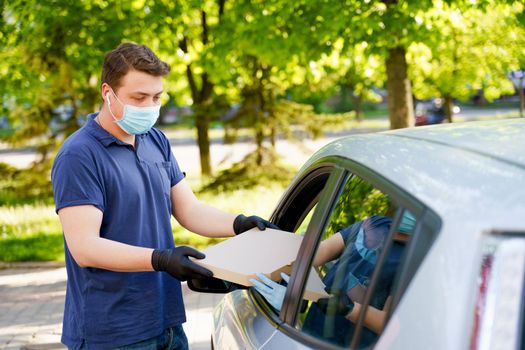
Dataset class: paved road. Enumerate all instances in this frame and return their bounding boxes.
[0,267,223,350]
[0,128,383,173]
[0,107,520,171]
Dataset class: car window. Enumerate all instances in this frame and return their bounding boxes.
[272,167,332,233]
[295,204,317,235]
[292,173,418,349]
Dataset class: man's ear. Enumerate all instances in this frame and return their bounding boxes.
[101,83,111,103]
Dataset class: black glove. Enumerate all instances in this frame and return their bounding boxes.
[233,214,279,235]
[317,291,355,316]
[151,246,213,281]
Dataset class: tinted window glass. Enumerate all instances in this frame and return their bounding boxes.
[293,174,417,349]
[295,204,317,235]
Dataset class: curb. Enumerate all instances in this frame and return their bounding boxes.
[0,261,66,269]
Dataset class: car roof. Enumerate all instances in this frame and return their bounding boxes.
[385,118,525,169]
[303,118,525,229]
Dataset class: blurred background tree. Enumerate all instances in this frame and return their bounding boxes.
[408,2,524,122]
[0,0,524,202]
[0,0,154,202]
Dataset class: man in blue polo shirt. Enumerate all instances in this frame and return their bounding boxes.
[51,43,275,350]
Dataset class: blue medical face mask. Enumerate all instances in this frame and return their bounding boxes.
[106,90,160,135]
[399,211,416,235]
[355,227,379,264]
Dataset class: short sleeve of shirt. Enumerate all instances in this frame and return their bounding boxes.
[166,145,185,187]
[168,150,185,187]
[51,153,105,213]
[339,220,364,244]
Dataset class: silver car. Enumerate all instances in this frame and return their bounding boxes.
[189,118,525,350]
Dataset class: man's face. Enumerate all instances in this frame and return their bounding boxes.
[103,70,164,119]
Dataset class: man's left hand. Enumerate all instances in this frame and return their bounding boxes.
[233,214,279,235]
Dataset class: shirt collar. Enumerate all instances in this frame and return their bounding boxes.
[85,112,146,147]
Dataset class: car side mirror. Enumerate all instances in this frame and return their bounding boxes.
[187,276,246,294]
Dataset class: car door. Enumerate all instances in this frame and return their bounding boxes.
[251,156,441,349]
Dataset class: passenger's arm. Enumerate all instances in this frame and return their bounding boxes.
[58,205,154,271]
[347,282,367,303]
[346,296,392,335]
[313,232,345,267]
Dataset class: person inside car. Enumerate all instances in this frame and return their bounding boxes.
[250,211,416,347]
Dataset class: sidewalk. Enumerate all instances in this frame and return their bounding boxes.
[0,267,223,350]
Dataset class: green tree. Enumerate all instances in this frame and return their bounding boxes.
[312,40,385,120]
[408,2,524,121]
[206,0,327,163]
[1,1,153,159]
[264,0,431,129]
[0,1,156,202]
[270,1,518,129]
[148,0,228,177]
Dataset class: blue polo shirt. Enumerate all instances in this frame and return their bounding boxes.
[51,113,186,349]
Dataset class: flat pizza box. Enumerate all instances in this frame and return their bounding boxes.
[192,228,329,301]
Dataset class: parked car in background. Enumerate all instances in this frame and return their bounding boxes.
[415,98,460,126]
[190,118,525,350]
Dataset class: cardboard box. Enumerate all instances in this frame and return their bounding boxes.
[192,228,329,301]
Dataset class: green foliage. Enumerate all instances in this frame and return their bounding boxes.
[408,2,524,102]
[1,0,164,158]
[324,176,390,239]
[0,204,63,261]
[0,161,54,206]
[0,180,288,262]
[273,100,354,139]
[3,0,524,175]
[199,147,295,194]
[0,233,64,262]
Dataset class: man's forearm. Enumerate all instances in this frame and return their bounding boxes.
[177,201,237,237]
[68,235,154,272]
[170,180,237,237]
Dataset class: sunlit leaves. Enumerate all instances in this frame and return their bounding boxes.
[408,2,523,102]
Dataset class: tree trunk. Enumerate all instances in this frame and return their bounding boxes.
[443,95,454,123]
[351,92,364,121]
[178,8,219,178]
[255,66,267,166]
[255,118,264,166]
[385,46,414,129]
[195,112,212,177]
[519,86,524,118]
[270,125,276,149]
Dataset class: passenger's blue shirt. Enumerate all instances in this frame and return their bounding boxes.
[51,113,186,349]
[303,216,405,348]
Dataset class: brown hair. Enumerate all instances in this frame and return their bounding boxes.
[101,42,170,90]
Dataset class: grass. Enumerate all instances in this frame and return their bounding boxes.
[0,182,288,262]
[0,233,64,261]
[0,205,64,262]
[363,105,389,119]
[458,100,520,109]
[454,111,522,122]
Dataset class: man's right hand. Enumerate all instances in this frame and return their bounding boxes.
[151,247,213,281]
